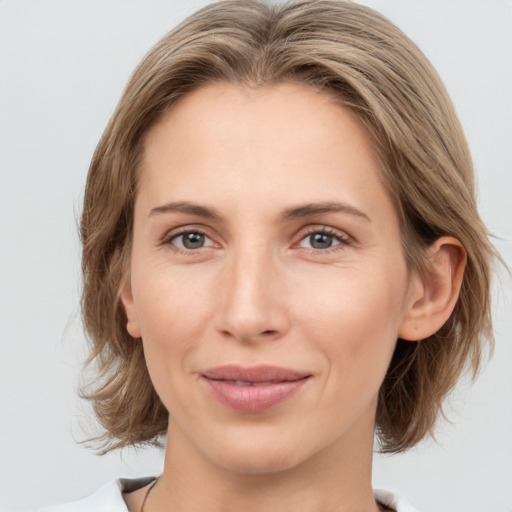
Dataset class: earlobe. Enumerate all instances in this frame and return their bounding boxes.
[120,275,142,339]
[399,237,466,342]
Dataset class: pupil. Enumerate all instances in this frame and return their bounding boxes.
[311,233,332,249]
[183,232,204,249]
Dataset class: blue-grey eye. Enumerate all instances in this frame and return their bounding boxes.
[182,232,205,249]
[299,230,345,250]
[171,231,209,250]
[309,233,334,249]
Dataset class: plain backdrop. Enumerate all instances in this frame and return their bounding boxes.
[1,1,511,511]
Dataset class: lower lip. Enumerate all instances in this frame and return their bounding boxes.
[203,377,310,413]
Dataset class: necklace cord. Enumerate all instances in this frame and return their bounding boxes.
[140,477,159,512]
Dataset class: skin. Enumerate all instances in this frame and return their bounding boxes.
[121,82,465,512]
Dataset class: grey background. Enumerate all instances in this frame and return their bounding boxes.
[1,1,511,511]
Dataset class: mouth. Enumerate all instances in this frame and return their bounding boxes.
[201,365,311,413]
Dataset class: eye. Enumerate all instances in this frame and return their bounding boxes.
[165,229,216,251]
[298,227,350,251]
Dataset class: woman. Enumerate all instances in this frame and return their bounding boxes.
[37,1,496,511]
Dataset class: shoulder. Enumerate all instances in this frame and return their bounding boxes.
[34,477,156,512]
[374,488,421,512]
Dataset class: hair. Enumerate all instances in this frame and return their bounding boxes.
[80,0,496,454]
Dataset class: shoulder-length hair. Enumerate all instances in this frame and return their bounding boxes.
[80,0,496,454]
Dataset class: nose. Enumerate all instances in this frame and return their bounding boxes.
[214,244,289,343]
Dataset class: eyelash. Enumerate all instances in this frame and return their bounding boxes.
[301,226,351,254]
[161,226,352,256]
[161,227,213,256]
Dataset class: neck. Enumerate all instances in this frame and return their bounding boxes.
[147,409,381,512]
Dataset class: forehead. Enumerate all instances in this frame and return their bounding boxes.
[138,81,394,224]
[143,81,369,156]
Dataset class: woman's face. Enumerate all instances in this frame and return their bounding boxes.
[122,82,420,474]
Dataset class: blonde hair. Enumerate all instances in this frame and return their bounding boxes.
[80,0,496,453]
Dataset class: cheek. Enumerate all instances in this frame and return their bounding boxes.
[131,261,215,400]
[133,278,211,417]
[294,266,406,376]
[133,259,209,340]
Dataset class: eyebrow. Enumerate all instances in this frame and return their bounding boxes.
[148,200,370,222]
[149,201,222,220]
[282,202,371,222]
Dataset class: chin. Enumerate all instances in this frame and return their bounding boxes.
[214,450,304,476]
[202,427,313,476]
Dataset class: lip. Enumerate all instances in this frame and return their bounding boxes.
[201,365,311,413]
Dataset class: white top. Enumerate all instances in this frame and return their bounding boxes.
[35,477,420,512]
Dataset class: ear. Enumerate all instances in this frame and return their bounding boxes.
[399,237,466,341]
[120,274,142,339]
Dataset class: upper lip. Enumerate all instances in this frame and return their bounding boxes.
[201,365,311,383]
